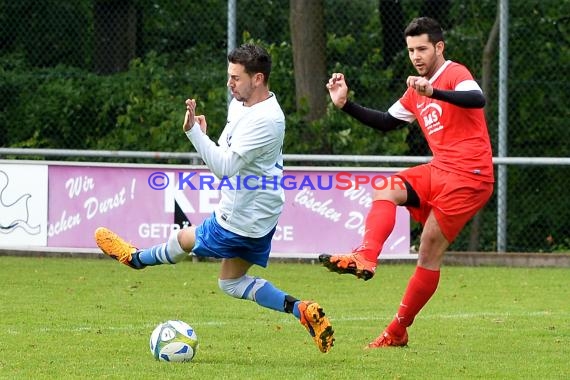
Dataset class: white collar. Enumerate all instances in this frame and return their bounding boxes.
[429,60,453,83]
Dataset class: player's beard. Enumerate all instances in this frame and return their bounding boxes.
[231,82,254,103]
[414,64,427,76]
[416,53,440,78]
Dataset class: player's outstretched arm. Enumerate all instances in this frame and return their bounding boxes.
[326,73,405,132]
[183,99,245,179]
[342,102,406,132]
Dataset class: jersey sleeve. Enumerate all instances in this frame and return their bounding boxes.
[185,125,245,178]
[389,88,417,123]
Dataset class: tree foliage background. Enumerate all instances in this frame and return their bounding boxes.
[1,0,569,253]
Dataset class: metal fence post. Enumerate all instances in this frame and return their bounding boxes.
[497,0,509,252]
[227,0,237,106]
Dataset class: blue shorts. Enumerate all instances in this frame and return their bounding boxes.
[192,213,276,267]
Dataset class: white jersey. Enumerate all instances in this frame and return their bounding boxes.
[186,93,285,237]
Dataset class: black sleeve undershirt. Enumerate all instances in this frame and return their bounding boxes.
[341,101,406,132]
[430,89,486,108]
[340,89,486,132]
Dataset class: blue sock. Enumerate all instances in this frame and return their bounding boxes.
[137,243,174,266]
[245,281,286,313]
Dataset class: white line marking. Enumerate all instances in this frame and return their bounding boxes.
[4,311,568,335]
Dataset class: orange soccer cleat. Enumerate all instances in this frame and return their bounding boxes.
[297,301,335,353]
[319,253,377,281]
[95,227,143,269]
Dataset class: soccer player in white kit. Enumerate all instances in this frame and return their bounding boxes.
[95,44,334,353]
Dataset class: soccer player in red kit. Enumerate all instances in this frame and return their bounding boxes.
[320,17,494,348]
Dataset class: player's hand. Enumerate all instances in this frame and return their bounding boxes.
[195,115,207,134]
[406,76,433,96]
[183,99,196,132]
[326,73,349,108]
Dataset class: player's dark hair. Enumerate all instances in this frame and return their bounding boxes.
[404,17,444,45]
[228,44,272,84]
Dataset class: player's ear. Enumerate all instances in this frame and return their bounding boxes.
[254,72,265,87]
[435,41,445,56]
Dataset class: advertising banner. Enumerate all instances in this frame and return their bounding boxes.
[2,162,411,258]
[0,163,48,246]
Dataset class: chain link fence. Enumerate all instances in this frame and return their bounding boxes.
[1,0,569,253]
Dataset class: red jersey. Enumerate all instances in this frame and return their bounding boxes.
[390,61,494,183]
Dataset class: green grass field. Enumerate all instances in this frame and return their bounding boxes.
[1,256,569,379]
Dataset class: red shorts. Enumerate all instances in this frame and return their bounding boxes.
[396,164,494,242]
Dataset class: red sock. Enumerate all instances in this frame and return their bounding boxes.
[387,266,440,337]
[355,199,396,262]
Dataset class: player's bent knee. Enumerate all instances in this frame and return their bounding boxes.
[218,275,266,301]
[167,229,189,263]
[218,276,252,299]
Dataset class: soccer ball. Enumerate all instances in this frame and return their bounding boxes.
[149,320,199,362]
